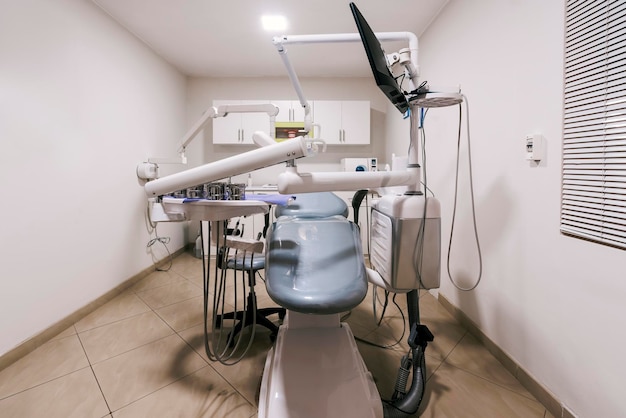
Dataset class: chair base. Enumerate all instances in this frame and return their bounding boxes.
[215,292,285,344]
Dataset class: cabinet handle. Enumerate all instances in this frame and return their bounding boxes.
[241,129,244,142]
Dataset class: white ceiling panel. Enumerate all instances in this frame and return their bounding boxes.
[92,0,449,77]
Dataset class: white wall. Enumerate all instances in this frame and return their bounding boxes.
[186,77,390,186]
[384,1,625,417]
[0,0,187,356]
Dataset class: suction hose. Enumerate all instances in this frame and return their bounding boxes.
[383,345,427,417]
[382,290,431,417]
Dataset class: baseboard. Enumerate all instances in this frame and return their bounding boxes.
[0,247,188,373]
[438,293,575,418]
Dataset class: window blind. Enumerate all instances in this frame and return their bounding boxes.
[561,0,626,249]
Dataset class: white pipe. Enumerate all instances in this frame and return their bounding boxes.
[145,137,316,197]
[277,166,419,194]
[177,107,217,153]
[274,31,419,81]
[274,47,312,132]
[272,31,419,132]
[177,103,279,153]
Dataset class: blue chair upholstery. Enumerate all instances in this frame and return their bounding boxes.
[265,211,368,314]
[275,192,349,218]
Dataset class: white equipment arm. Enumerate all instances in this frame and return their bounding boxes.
[144,136,322,197]
[145,103,279,165]
[273,31,420,106]
[277,166,418,194]
[178,103,279,154]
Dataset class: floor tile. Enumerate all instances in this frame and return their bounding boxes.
[417,293,468,360]
[444,332,535,398]
[418,363,545,418]
[135,279,203,310]
[50,325,77,341]
[359,309,412,350]
[169,253,205,280]
[113,365,255,418]
[0,334,89,399]
[79,311,174,364]
[155,295,206,332]
[179,323,267,361]
[130,269,187,293]
[75,292,151,333]
[344,299,390,336]
[200,329,273,406]
[0,367,109,418]
[0,250,553,417]
[92,334,207,411]
[357,340,442,401]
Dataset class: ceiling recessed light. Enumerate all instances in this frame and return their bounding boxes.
[262,15,288,32]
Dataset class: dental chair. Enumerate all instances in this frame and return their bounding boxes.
[259,192,381,417]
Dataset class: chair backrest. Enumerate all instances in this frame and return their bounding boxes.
[265,216,367,314]
[266,191,368,314]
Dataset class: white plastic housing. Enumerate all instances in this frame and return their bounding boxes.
[258,312,382,418]
[370,194,441,290]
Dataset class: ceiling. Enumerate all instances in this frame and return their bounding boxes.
[92,0,449,78]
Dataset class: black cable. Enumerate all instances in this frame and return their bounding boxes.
[354,292,407,350]
[447,96,483,291]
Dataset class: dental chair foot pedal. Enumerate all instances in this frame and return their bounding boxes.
[408,324,434,350]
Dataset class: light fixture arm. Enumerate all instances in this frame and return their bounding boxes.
[177,103,279,155]
[273,31,420,96]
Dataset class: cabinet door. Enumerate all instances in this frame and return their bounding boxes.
[240,100,271,144]
[272,100,293,122]
[213,100,270,144]
[340,101,370,144]
[272,100,307,122]
[291,101,307,121]
[213,100,243,144]
[311,100,342,143]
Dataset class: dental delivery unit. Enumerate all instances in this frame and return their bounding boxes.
[137,3,477,417]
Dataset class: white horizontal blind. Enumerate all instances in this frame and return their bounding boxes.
[561,0,626,249]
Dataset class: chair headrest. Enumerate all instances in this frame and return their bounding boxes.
[275,192,348,218]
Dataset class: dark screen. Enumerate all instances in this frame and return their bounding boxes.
[350,3,409,114]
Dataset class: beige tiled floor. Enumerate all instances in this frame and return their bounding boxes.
[0,252,551,417]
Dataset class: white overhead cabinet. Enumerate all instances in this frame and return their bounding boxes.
[272,100,308,122]
[212,99,370,145]
[313,100,370,144]
[212,100,271,144]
